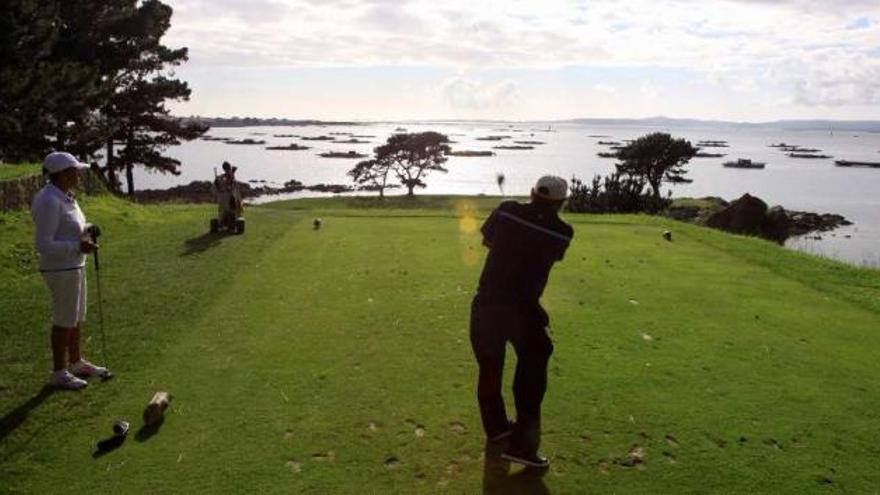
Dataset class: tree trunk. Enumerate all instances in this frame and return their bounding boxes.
[125,131,135,196]
[126,161,134,196]
[105,139,118,192]
[650,179,661,200]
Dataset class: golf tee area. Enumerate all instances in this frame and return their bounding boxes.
[2,195,880,494]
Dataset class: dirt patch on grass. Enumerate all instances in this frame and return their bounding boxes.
[449,422,467,435]
[311,451,336,462]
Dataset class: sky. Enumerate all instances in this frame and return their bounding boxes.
[162,0,880,122]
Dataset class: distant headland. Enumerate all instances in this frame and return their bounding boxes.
[179,115,880,133]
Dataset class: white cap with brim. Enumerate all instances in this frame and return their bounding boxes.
[532,175,568,201]
[43,151,88,175]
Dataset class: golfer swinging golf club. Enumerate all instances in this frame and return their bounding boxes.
[32,151,109,390]
[470,175,573,468]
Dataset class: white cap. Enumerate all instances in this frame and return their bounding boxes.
[43,152,88,175]
[532,175,568,201]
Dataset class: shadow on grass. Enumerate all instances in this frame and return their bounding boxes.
[481,441,550,495]
[135,418,164,442]
[182,232,226,256]
[0,385,55,444]
[0,386,57,462]
[92,434,126,458]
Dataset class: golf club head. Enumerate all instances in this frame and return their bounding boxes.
[100,369,114,381]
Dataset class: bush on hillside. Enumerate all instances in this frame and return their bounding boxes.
[565,173,671,214]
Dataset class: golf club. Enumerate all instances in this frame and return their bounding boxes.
[87,224,113,381]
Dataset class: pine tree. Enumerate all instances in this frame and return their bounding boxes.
[615,132,697,201]
[0,1,97,162]
[54,0,207,193]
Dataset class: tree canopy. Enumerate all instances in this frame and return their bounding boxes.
[352,132,451,197]
[615,132,697,200]
[0,1,99,162]
[0,0,206,193]
[347,158,396,198]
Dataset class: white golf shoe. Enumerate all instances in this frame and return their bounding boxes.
[50,369,88,390]
[69,359,108,378]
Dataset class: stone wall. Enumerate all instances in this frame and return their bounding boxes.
[0,169,106,212]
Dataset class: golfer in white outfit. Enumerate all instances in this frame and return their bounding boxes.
[32,152,108,390]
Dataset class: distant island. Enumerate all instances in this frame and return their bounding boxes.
[493,145,534,150]
[447,150,495,157]
[182,117,363,128]
[318,151,368,159]
[266,143,310,151]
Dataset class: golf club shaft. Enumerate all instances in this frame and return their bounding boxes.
[94,248,108,368]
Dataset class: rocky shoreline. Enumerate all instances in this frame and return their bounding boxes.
[132,180,370,203]
[665,194,852,243]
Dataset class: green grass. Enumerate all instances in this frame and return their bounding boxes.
[669,197,726,210]
[2,195,879,493]
[0,163,41,181]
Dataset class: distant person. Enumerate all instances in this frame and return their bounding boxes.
[32,152,108,390]
[470,175,574,468]
[214,161,242,216]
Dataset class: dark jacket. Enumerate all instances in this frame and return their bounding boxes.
[475,200,574,319]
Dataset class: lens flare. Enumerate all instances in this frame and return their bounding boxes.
[459,216,478,233]
[457,200,480,265]
[456,199,478,234]
[462,244,479,266]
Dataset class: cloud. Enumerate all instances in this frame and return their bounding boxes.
[640,80,659,100]
[790,54,880,106]
[440,76,520,109]
[847,16,873,30]
[162,0,880,110]
[357,3,426,33]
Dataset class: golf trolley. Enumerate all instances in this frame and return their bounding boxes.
[210,168,245,235]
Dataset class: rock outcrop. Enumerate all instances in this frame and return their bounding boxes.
[705,194,786,242]
[668,194,851,243]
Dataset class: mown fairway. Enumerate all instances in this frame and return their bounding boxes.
[2,195,880,494]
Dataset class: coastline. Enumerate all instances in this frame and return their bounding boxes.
[128,179,864,266]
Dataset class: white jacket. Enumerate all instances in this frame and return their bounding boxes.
[31,184,87,272]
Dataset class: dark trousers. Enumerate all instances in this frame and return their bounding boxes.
[470,296,554,455]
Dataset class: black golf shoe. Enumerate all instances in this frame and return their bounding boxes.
[501,450,550,469]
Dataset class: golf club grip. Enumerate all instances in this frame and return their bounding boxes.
[94,248,100,271]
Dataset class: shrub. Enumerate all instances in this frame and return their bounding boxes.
[566,173,671,214]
